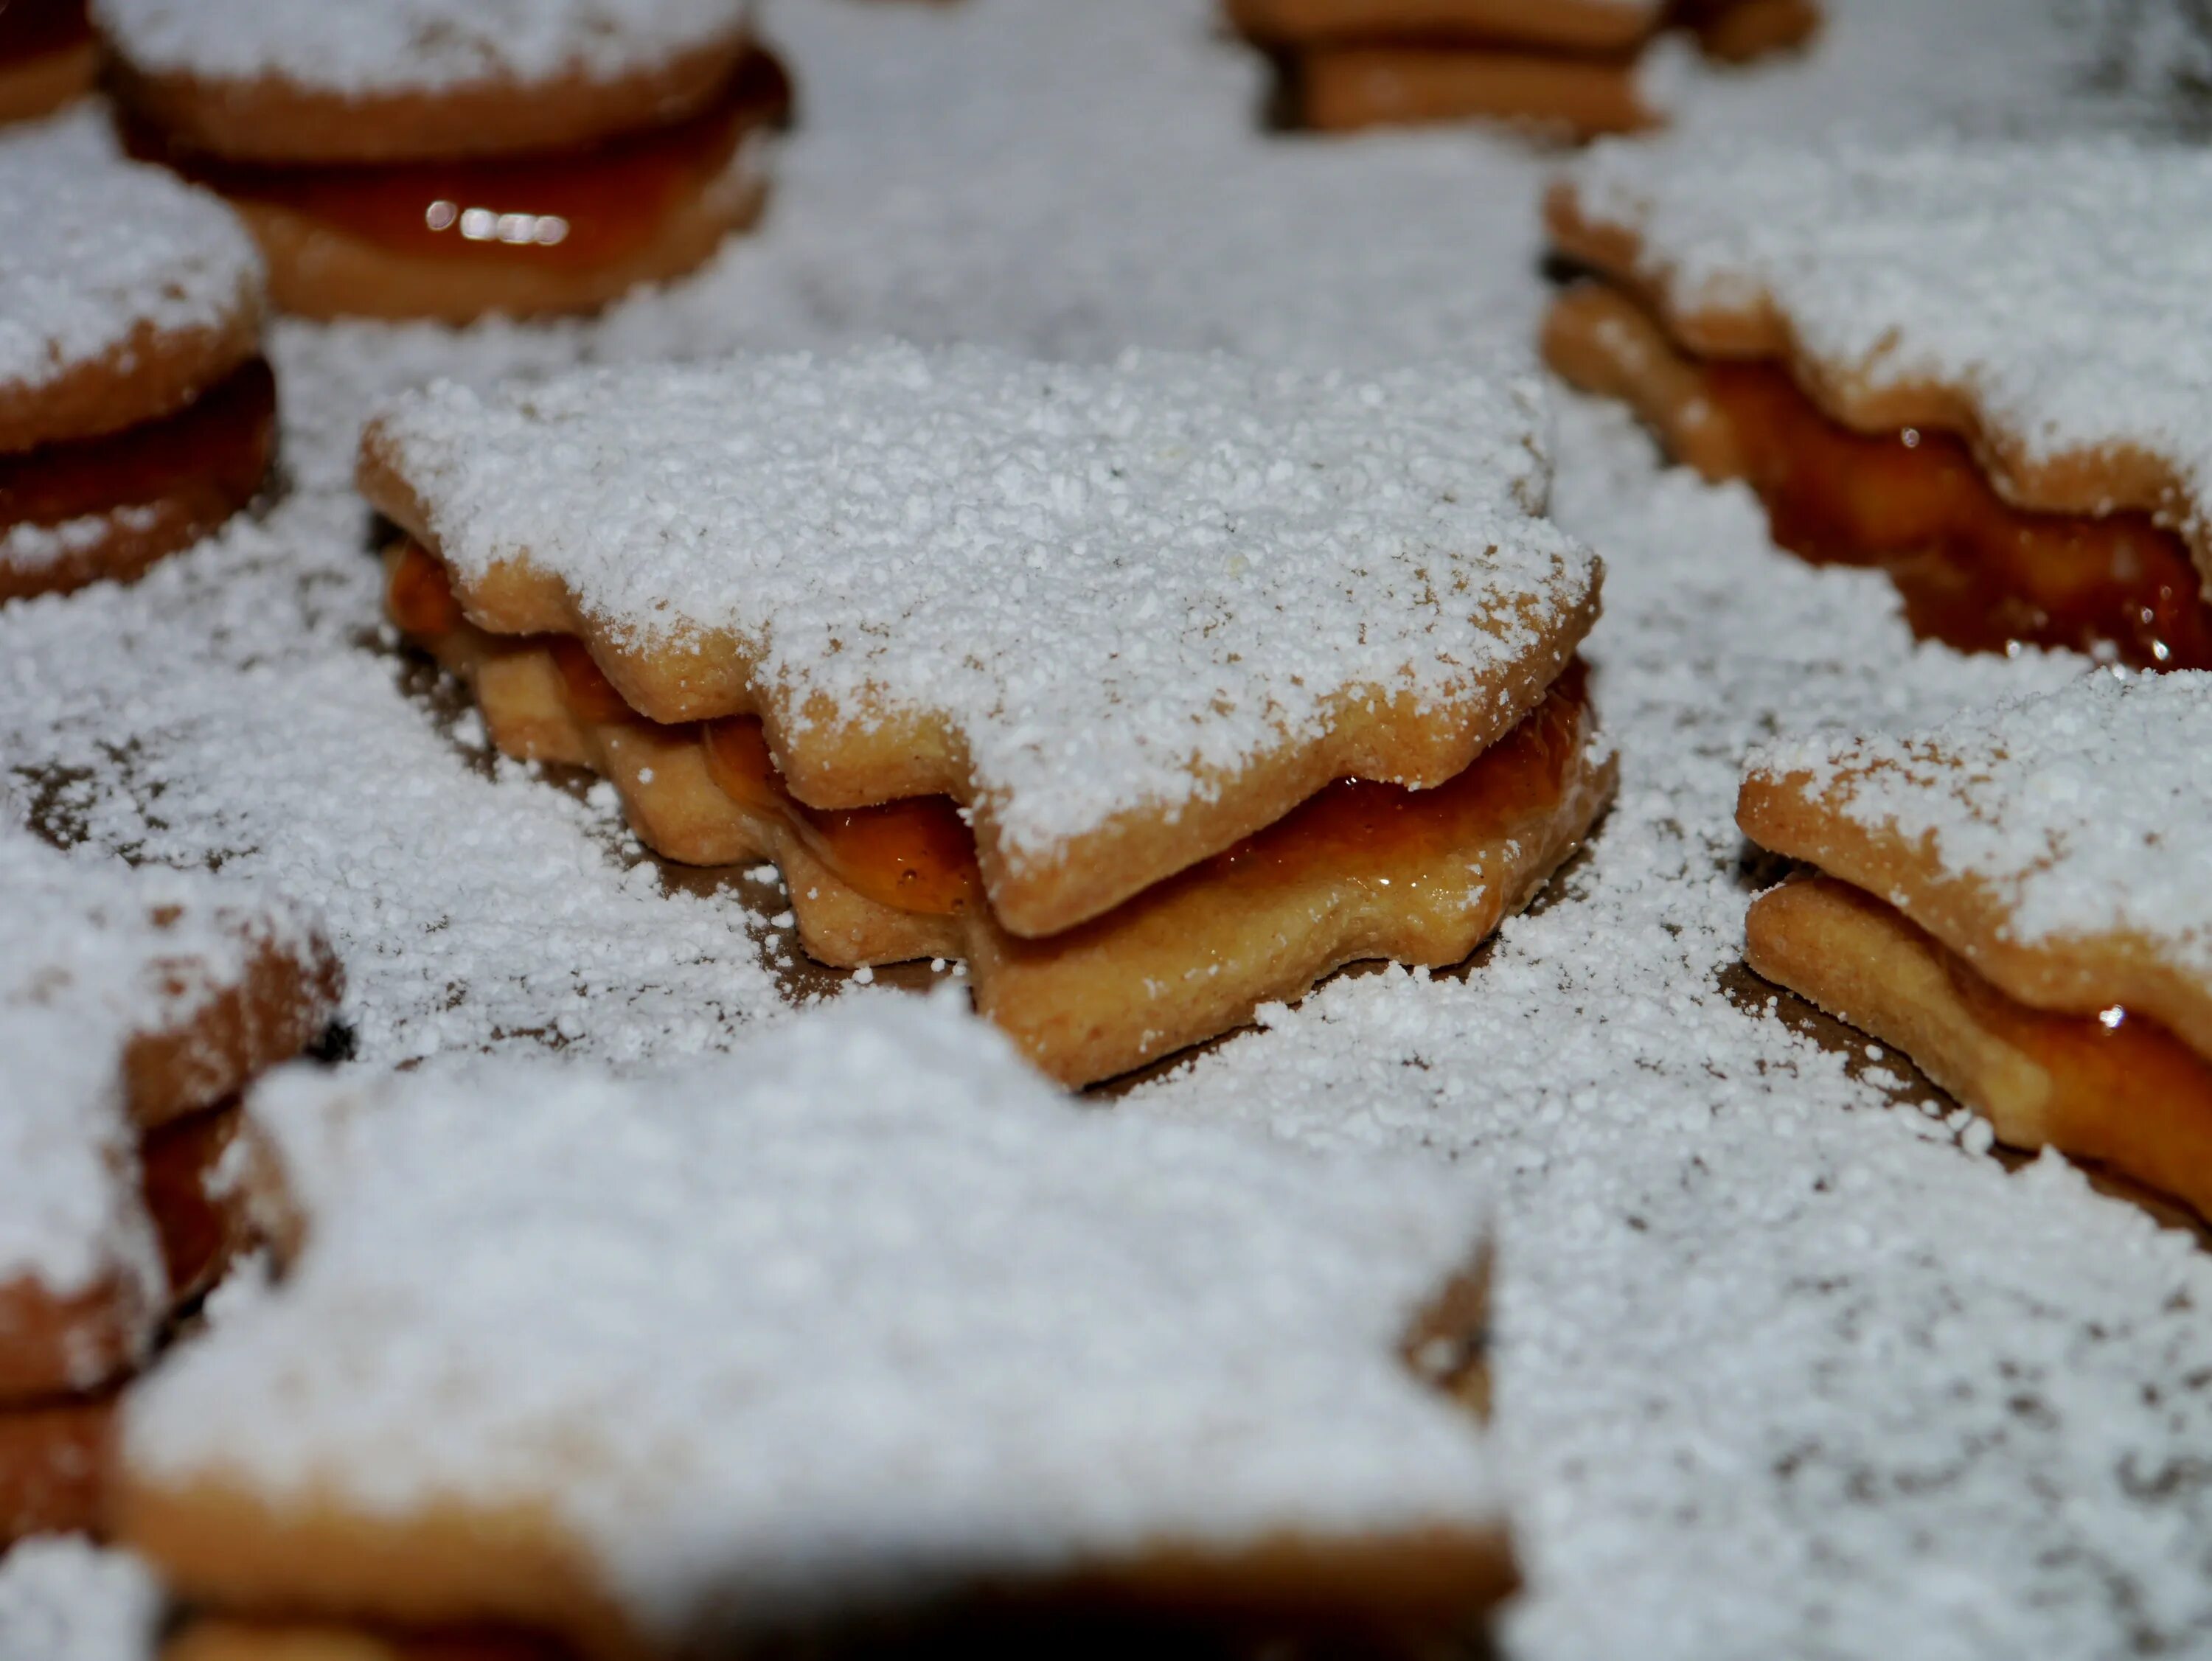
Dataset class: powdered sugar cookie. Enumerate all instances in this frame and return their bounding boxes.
[1545,136,2212,671]
[1234,0,1816,136]
[364,341,1611,1084]
[0,1,95,126]
[1737,670,2212,1220]
[97,0,791,322]
[122,996,1510,1655]
[0,116,274,602]
[0,829,338,1542]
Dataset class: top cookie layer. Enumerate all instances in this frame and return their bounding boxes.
[0,115,262,451]
[1554,137,2212,574]
[122,996,1500,1644]
[1740,670,2212,1056]
[362,342,1599,930]
[92,0,749,99]
[0,828,326,1300]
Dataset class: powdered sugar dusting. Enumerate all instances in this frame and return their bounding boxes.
[1567,135,2212,532]
[0,827,318,1304]
[4,0,2211,1653]
[127,995,1498,1636]
[1,509,163,575]
[375,344,1598,862]
[0,1539,162,1661]
[92,0,749,96]
[1747,669,2212,978]
[0,112,260,408]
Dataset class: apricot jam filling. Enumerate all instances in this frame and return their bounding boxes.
[127,52,791,271]
[0,0,88,66]
[0,357,275,545]
[1696,359,2212,669]
[389,543,1591,927]
[1939,948,2212,1147]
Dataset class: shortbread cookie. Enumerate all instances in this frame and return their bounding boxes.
[0,0,95,125]
[363,343,1600,936]
[97,0,790,322]
[0,829,338,1413]
[387,543,1614,1082]
[1545,138,2212,670]
[366,343,1606,1081]
[0,117,274,602]
[1246,0,1815,135]
[1736,671,2212,1219]
[121,997,1514,1655]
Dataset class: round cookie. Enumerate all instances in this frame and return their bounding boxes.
[95,0,790,321]
[0,116,274,601]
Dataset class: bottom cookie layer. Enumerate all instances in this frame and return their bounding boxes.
[1745,874,2212,1221]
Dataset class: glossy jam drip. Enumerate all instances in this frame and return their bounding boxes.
[131,52,792,271]
[1701,360,2212,670]
[703,717,978,916]
[0,0,88,65]
[1938,944,2212,1202]
[0,357,275,541]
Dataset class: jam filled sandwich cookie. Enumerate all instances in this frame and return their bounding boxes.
[1737,671,2212,1223]
[361,342,1613,1087]
[1545,138,2212,672]
[0,829,339,1546]
[0,0,95,125]
[1229,0,1818,136]
[0,117,274,604]
[119,998,1512,1659]
[94,0,793,324]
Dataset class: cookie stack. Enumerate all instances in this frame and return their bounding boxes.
[1231,0,1818,136]
[94,0,793,321]
[1543,138,2212,669]
[115,999,1512,1657]
[0,118,274,602]
[0,832,337,1547]
[362,341,1613,1085]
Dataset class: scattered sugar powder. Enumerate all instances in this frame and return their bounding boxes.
[0,826,318,1308]
[0,1539,161,1661]
[1566,134,2212,537]
[0,111,261,400]
[1,509,164,575]
[89,0,750,97]
[126,994,1499,1637]
[1747,669,2212,975]
[373,343,1597,864]
[4,0,2211,1654]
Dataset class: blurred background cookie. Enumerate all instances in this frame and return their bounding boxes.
[0,115,273,603]
[94,0,793,322]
